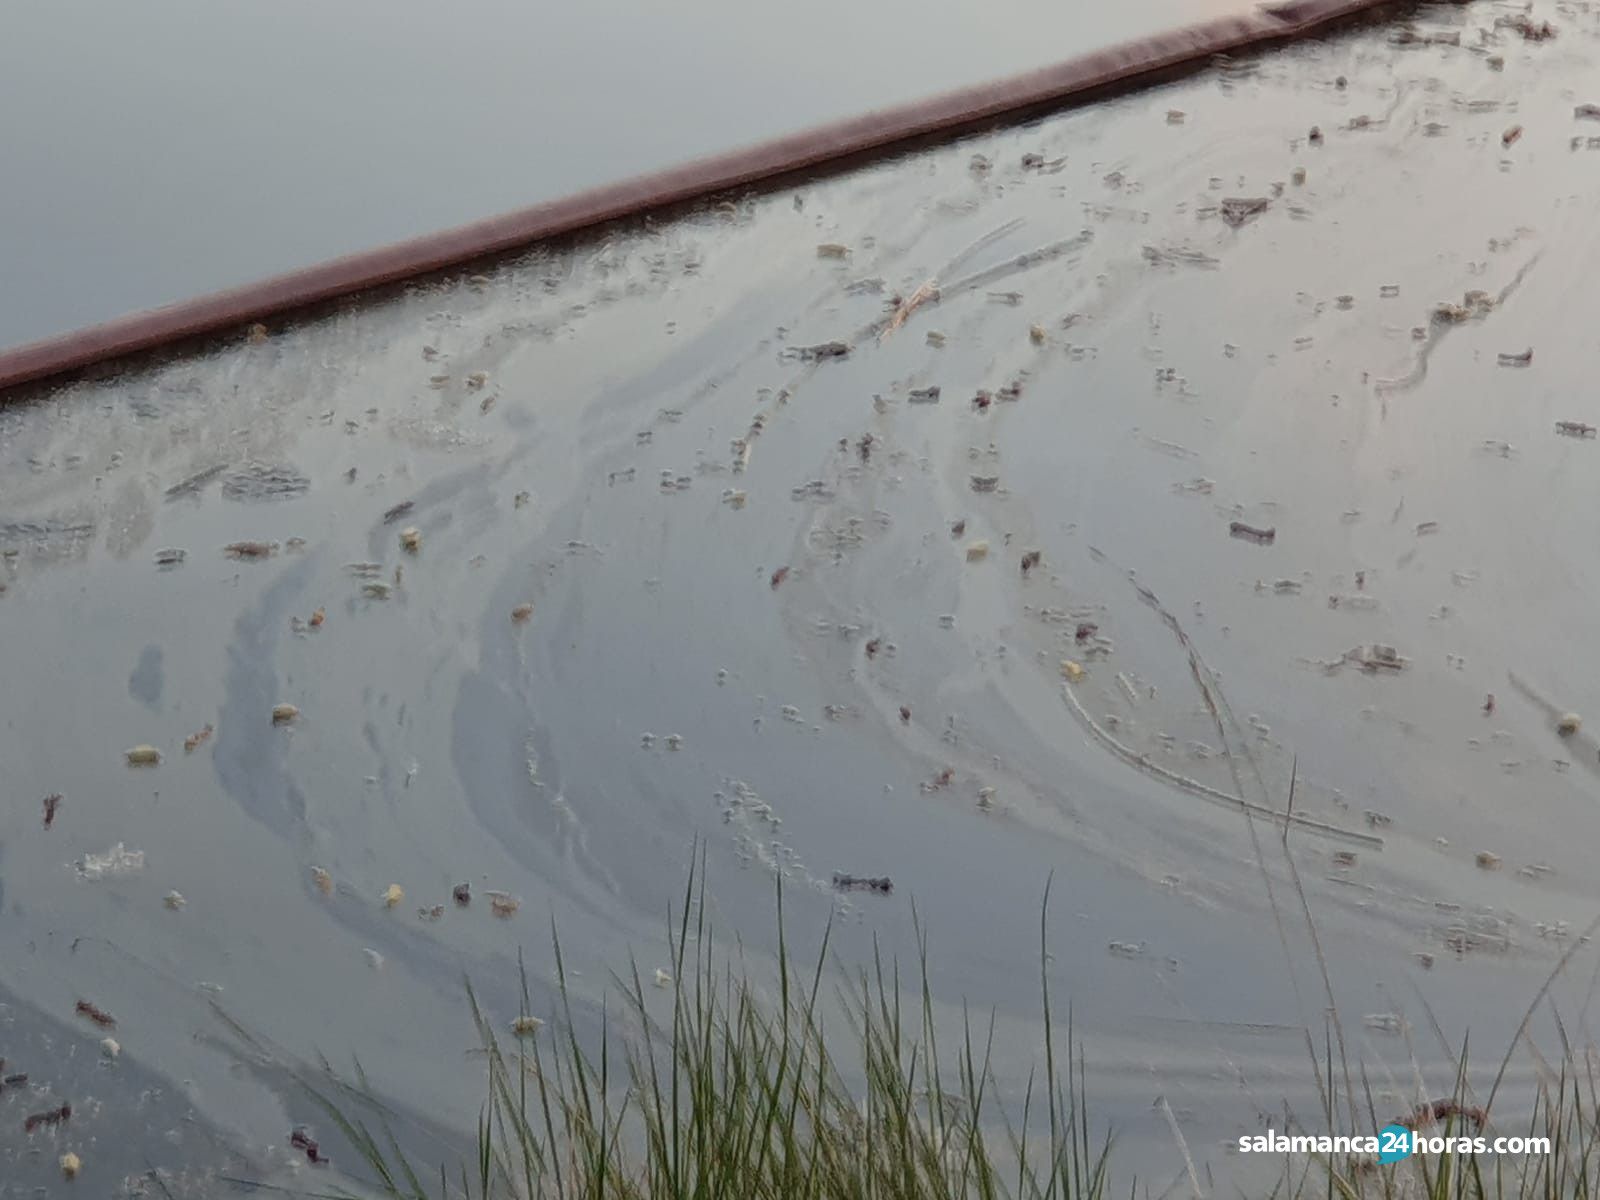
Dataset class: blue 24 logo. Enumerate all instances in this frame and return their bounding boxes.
[1378,1124,1414,1163]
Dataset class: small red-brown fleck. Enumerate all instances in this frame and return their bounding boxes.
[770,567,790,590]
[865,638,881,659]
[75,1000,116,1028]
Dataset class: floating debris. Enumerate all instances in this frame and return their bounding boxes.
[154,547,187,567]
[1346,643,1409,672]
[399,526,422,553]
[653,968,675,988]
[816,243,849,259]
[1363,1013,1405,1034]
[908,385,941,404]
[24,1104,71,1133]
[1497,348,1533,367]
[75,1000,116,1028]
[60,1152,82,1179]
[1433,290,1495,324]
[100,1037,120,1059]
[1498,14,1555,41]
[1556,420,1596,438]
[970,475,1000,494]
[78,843,145,880]
[488,891,521,918]
[1558,712,1582,737]
[1291,167,1307,186]
[512,1015,544,1036]
[466,371,489,389]
[453,882,472,906]
[1107,941,1144,959]
[362,581,393,600]
[1060,659,1085,682]
[832,873,893,894]
[1476,851,1503,871]
[164,890,186,910]
[125,745,161,766]
[419,904,445,921]
[221,463,311,503]
[271,703,299,725]
[383,884,405,909]
[363,948,385,970]
[309,607,325,628]
[164,464,227,499]
[965,540,990,563]
[1228,521,1276,545]
[311,866,334,895]
[291,1125,331,1165]
[1220,197,1269,227]
[1332,851,1357,868]
[43,792,60,829]
[184,723,214,753]
[224,541,277,559]
[951,519,967,537]
[789,340,851,361]
[899,706,912,724]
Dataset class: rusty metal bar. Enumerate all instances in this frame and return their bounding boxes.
[0,0,1423,396]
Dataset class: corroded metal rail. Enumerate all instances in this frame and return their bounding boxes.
[0,0,1432,396]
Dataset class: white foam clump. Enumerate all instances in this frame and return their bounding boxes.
[77,843,146,879]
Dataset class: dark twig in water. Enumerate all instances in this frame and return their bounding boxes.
[1229,521,1276,545]
[832,873,893,895]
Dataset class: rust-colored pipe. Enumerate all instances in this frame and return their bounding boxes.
[0,0,1420,397]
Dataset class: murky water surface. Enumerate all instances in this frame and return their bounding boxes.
[0,0,1257,349]
[7,3,1600,1192]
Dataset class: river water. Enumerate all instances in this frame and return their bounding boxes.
[5,2,1600,1194]
[2,0,1255,351]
